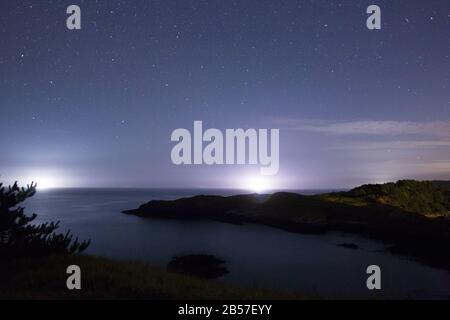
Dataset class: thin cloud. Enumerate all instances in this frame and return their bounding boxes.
[272,118,450,137]
[331,140,450,151]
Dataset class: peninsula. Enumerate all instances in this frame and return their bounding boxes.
[124,180,450,270]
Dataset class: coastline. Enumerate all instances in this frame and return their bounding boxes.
[123,181,450,271]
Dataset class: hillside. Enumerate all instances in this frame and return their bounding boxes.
[327,180,450,218]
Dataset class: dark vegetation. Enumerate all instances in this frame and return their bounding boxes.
[431,180,450,192]
[125,180,450,270]
[0,182,90,258]
[0,255,293,299]
[345,180,450,217]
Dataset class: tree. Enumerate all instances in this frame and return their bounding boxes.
[0,181,90,258]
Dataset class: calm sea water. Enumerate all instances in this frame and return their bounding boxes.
[24,188,450,299]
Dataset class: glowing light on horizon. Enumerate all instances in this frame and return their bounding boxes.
[33,176,60,190]
[243,176,273,193]
[18,170,73,190]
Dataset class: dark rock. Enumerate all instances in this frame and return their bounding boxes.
[337,243,359,250]
[167,254,229,279]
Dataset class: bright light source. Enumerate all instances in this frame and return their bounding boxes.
[22,174,65,190]
[34,177,59,190]
[243,176,272,193]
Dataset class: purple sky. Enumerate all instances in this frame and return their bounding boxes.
[1,0,449,190]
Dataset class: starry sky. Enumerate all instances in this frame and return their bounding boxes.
[0,0,449,190]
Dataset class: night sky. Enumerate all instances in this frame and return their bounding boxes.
[1,0,449,190]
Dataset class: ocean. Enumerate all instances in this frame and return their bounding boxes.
[24,188,450,299]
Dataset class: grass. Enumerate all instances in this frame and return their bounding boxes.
[320,195,369,207]
[0,254,300,300]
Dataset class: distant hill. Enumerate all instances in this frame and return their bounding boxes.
[336,180,450,217]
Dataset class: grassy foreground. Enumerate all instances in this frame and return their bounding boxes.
[0,254,298,300]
